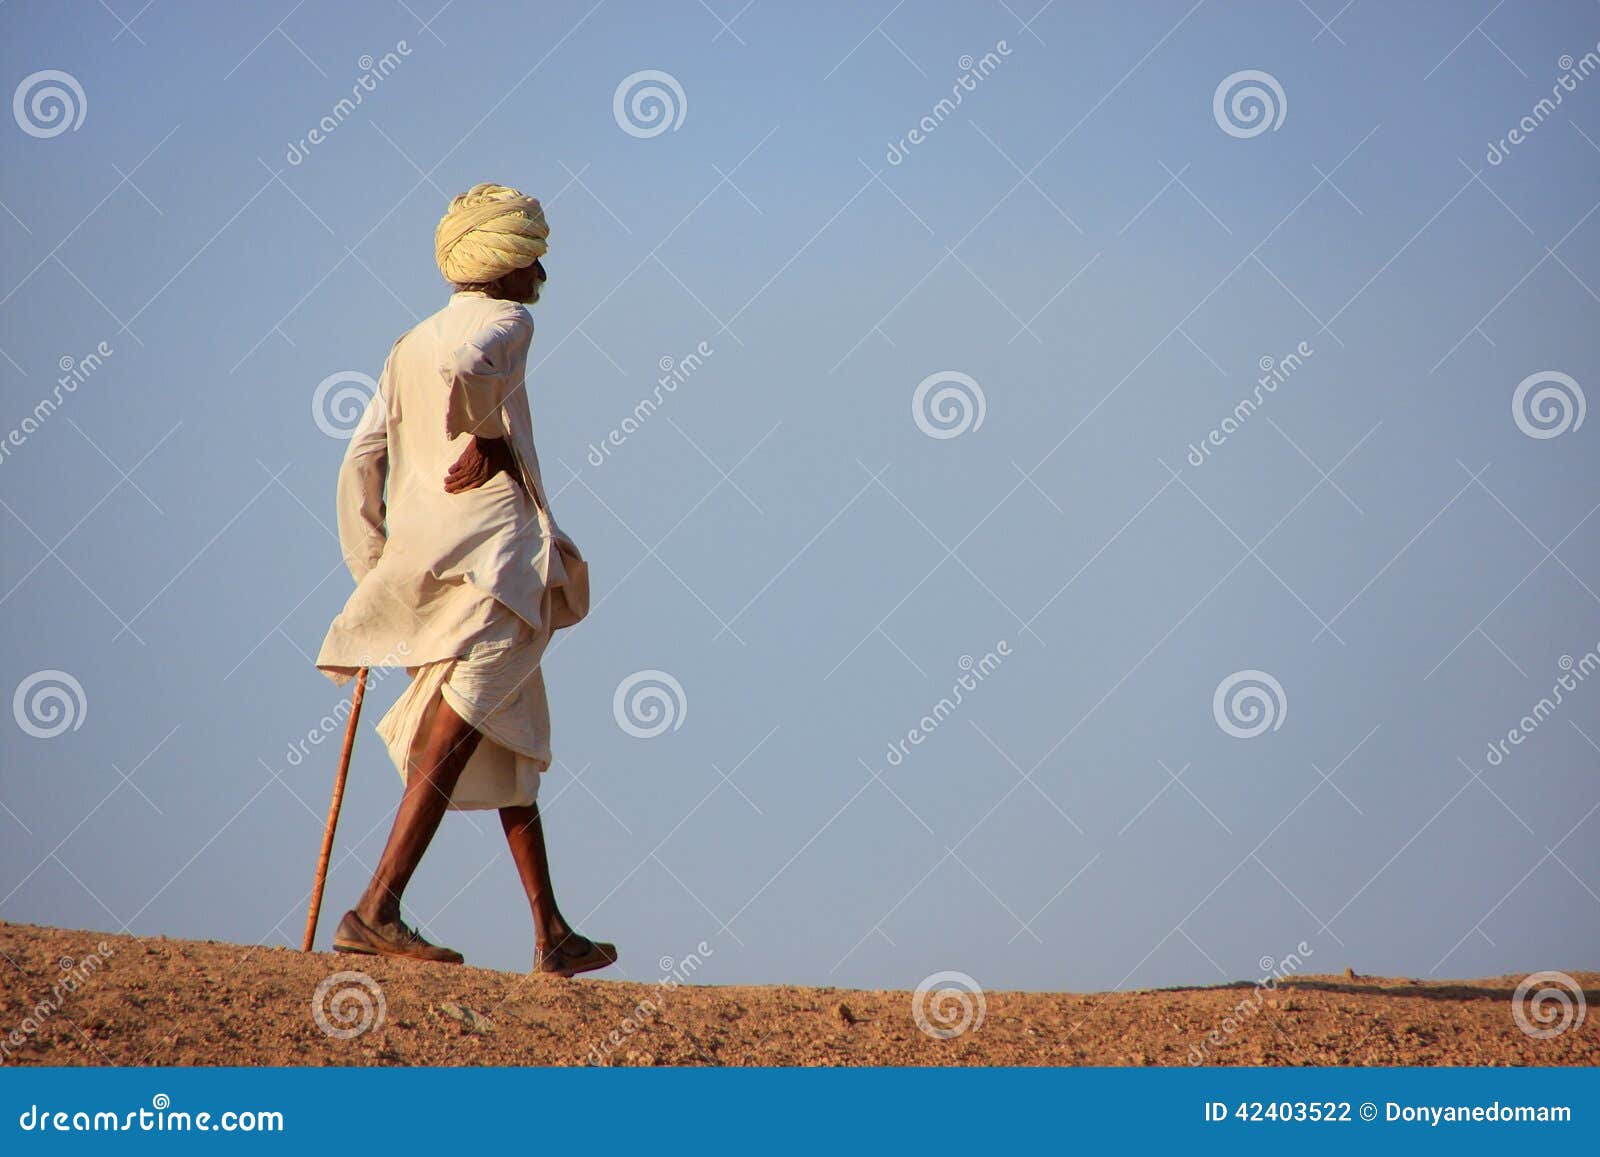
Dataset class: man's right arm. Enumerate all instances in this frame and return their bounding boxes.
[441,310,531,441]
[335,391,388,582]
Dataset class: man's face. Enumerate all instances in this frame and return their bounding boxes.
[506,259,547,304]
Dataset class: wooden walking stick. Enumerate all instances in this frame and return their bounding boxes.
[302,667,368,952]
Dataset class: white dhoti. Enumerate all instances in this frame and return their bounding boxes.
[375,605,550,811]
[316,292,590,809]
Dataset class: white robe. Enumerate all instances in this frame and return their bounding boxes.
[316,291,588,806]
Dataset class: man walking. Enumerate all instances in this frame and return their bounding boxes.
[315,183,616,978]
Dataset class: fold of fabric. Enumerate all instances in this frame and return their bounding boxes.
[375,608,550,811]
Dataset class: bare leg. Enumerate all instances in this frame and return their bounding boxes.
[501,803,616,974]
[357,696,481,926]
[499,804,573,947]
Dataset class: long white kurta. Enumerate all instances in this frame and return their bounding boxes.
[316,291,589,808]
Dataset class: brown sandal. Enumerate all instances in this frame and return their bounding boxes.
[533,935,617,977]
[332,909,464,965]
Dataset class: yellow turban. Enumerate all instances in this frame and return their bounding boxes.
[434,183,549,285]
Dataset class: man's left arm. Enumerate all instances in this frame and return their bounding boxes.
[335,392,389,581]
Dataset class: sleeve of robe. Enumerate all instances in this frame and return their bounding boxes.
[335,391,388,583]
[442,310,532,441]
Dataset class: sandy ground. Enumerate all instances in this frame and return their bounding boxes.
[1,922,1595,1067]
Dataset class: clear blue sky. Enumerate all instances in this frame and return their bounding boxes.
[2,1,1597,995]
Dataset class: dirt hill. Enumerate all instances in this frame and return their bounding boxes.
[1,922,1594,1066]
